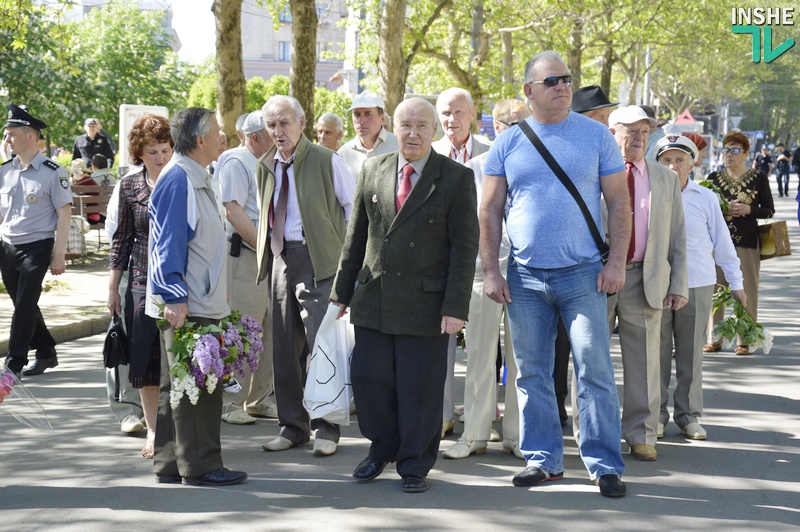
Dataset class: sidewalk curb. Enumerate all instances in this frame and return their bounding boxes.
[0,311,110,356]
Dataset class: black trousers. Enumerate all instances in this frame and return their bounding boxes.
[1,238,56,373]
[351,326,449,478]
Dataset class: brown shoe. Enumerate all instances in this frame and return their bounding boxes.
[630,444,657,461]
[703,343,721,353]
[734,346,752,356]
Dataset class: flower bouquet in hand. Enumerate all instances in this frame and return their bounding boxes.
[698,180,729,214]
[158,307,263,409]
[711,287,773,354]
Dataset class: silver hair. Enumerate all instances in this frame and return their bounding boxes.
[436,87,475,111]
[263,95,306,121]
[524,50,568,83]
[171,107,215,155]
[317,112,343,132]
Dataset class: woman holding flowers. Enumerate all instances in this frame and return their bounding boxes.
[108,115,174,458]
[705,131,774,355]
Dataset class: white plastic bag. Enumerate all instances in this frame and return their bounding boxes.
[303,304,354,425]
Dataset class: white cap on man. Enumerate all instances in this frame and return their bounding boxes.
[654,134,700,162]
[348,92,385,111]
[608,105,657,127]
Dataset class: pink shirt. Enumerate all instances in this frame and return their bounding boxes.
[630,159,650,262]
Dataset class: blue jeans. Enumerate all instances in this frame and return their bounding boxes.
[506,258,625,480]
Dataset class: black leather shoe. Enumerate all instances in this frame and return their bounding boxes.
[596,474,627,498]
[22,357,58,376]
[182,467,248,487]
[400,475,428,493]
[353,458,387,481]
[512,466,564,487]
[155,474,182,484]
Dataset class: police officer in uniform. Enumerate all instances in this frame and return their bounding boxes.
[72,117,115,167]
[1,104,73,378]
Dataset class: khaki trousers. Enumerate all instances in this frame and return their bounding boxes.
[223,244,275,413]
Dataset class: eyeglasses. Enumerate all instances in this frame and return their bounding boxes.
[527,75,574,88]
[498,120,519,127]
[721,147,744,154]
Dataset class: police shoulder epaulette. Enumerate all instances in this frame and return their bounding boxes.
[43,159,60,171]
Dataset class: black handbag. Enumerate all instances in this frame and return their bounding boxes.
[518,121,610,264]
[103,313,128,368]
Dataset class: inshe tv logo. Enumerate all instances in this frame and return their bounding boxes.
[732,7,795,63]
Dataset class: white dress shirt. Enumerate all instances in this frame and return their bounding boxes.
[682,179,743,290]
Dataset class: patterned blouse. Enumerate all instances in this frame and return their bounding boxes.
[707,168,775,249]
[109,170,152,288]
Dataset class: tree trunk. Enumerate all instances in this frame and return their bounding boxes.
[600,40,614,97]
[501,31,514,85]
[567,19,582,88]
[290,0,318,139]
[212,0,245,148]
[378,0,407,115]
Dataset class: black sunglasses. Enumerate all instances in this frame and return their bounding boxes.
[498,120,519,127]
[528,75,574,88]
[721,147,743,154]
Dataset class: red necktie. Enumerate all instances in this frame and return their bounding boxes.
[396,163,414,212]
[626,161,635,262]
[270,161,291,257]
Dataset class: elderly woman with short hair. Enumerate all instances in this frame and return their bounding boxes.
[108,114,174,458]
[705,131,774,355]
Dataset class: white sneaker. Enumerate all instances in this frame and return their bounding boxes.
[246,402,278,419]
[680,422,707,440]
[120,414,144,434]
[313,438,337,456]
[262,436,309,452]
[502,439,524,460]
[221,410,257,425]
[443,438,487,459]
[657,422,665,439]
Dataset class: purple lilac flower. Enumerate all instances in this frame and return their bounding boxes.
[193,334,220,374]
[191,362,207,389]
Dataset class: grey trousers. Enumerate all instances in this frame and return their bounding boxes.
[271,242,339,444]
[660,285,713,427]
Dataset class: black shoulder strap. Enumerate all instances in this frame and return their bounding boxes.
[518,120,608,257]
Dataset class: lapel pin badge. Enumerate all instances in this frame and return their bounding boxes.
[372,194,378,203]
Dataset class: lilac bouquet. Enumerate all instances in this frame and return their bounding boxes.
[162,309,263,409]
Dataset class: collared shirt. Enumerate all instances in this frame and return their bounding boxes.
[218,146,260,238]
[629,158,651,262]
[272,150,355,242]
[444,134,474,164]
[395,150,432,195]
[0,151,72,245]
[338,129,399,179]
[682,179,743,290]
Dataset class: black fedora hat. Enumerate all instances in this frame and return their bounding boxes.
[571,85,618,114]
[5,104,48,131]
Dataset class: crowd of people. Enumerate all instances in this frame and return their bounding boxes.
[1,48,793,497]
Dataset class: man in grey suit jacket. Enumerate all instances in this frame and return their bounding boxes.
[607,105,688,461]
[331,97,479,493]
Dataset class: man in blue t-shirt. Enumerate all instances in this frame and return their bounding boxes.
[481,50,630,498]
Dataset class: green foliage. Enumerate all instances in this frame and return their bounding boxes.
[1,1,196,149]
[711,287,772,353]
[187,73,219,109]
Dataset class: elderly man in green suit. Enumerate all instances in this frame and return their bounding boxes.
[331,97,479,494]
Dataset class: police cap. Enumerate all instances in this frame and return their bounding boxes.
[4,104,48,131]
